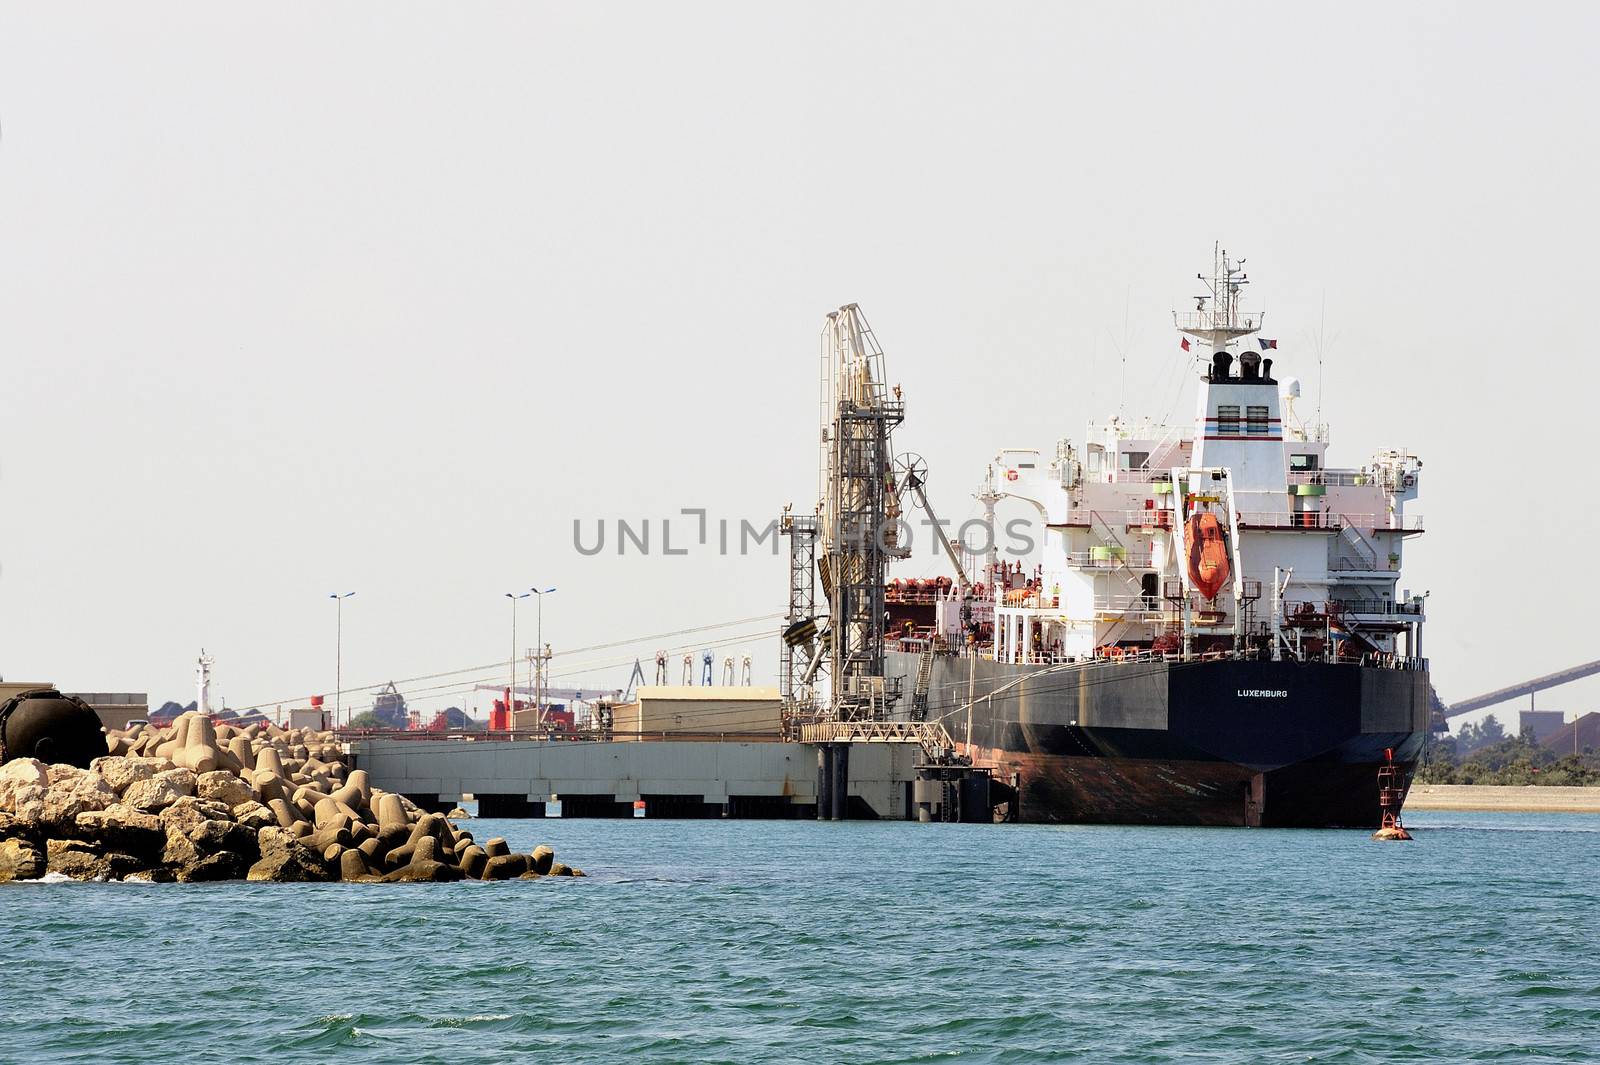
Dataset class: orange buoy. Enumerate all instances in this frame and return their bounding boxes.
[1186,511,1231,600]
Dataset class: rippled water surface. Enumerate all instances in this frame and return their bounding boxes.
[4,811,1598,1063]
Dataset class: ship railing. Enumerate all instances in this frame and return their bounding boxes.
[1287,469,1375,487]
[1328,598,1425,617]
[1061,506,1423,533]
[1355,653,1428,671]
[796,718,957,759]
[997,591,1060,609]
[1000,651,1075,665]
[1061,507,1177,529]
[1094,593,1165,617]
[885,590,944,604]
[1172,310,1258,334]
[334,728,787,744]
[1067,550,1156,569]
[1284,598,1423,618]
[1238,511,1424,532]
[1333,556,1396,572]
[1107,467,1177,485]
[983,644,1430,671]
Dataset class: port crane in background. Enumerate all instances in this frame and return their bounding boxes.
[1443,658,1600,719]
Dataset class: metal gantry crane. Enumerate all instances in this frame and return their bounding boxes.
[777,303,991,820]
[817,304,906,721]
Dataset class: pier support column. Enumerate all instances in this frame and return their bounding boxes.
[830,743,849,821]
[816,745,831,821]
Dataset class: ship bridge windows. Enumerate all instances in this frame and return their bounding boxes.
[1247,405,1269,435]
[1119,450,1150,471]
[1290,453,1319,472]
[1216,405,1241,436]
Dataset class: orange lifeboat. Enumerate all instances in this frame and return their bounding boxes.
[1186,511,1231,600]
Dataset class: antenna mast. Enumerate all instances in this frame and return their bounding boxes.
[1175,243,1262,352]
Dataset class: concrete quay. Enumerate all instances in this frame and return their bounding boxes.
[346,736,923,820]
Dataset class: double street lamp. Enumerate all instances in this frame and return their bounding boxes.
[330,592,355,729]
[505,592,531,721]
[504,587,557,727]
[532,586,556,723]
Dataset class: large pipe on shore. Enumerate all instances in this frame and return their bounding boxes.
[0,689,106,768]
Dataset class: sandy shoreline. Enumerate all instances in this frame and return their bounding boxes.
[1404,784,1600,813]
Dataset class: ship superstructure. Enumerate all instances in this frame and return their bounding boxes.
[877,249,1430,827]
[965,249,1425,671]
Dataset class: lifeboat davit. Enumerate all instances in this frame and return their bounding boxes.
[1186,512,1231,600]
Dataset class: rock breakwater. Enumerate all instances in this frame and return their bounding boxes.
[0,713,584,884]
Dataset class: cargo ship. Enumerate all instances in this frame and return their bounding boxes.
[880,251,1428,827]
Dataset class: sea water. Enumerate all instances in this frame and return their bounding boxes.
[2,811,1596,1063]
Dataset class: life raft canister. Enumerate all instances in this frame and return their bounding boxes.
[1186,511,1231,600]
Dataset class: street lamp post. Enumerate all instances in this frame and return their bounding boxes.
[330,592,355,729]
[505,592,530,724]
[531,586,556,725]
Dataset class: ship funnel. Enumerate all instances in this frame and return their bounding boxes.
[1262,357,1273,381]
[1210,351,1233,381]
[1239,350,1262,381]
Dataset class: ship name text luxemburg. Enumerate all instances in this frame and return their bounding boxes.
[1237,689,1290,698]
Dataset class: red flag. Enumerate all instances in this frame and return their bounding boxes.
[1180,337,1191,352]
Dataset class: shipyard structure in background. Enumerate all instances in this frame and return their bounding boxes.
[784,248,1428,827]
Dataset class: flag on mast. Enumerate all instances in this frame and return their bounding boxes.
[1258,338,1278,351]
[1180,337,1191,352]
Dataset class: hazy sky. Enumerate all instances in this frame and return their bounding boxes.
[2,3,1596,725]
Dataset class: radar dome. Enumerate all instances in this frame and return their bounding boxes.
[1279,376,1302,399]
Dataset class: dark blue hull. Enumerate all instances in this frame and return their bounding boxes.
[887,653,1429,827]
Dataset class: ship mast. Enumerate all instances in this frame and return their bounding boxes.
[1174,243,1263,353]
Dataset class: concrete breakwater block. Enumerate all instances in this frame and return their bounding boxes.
[459,844,488,879]
[481,853,530,879]
[0,715,593,884]
[339,848,375,882]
